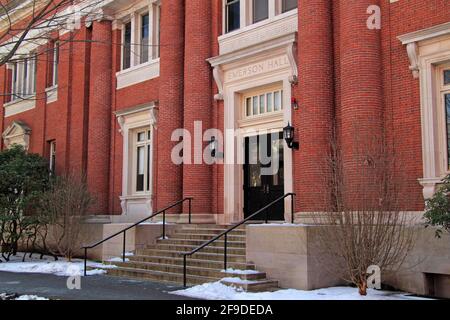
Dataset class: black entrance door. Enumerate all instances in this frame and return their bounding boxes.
[244,132,285,220]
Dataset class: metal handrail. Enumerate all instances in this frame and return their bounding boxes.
[82,197,193,276]
[181,193,296,287]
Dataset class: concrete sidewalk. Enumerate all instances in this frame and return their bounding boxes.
[0,271,196,300]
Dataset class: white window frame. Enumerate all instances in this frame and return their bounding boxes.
[10,52,37,102]
[132,128,152,195]
[243,88,284,119]
[119,1,161,71]
[223,0,297,34]
[437,64,450,173]
[51,41,59,87]
[49,140,56,175]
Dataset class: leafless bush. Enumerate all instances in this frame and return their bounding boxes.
[40,174,93,261]
[312,128,417,295]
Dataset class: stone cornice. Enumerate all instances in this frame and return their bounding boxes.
[398,22,450,44]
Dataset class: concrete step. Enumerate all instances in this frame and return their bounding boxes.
[182,224,246,230]
[156,238,246,248]
[170,233,246,242]
[129,255,254,270]
[107,266,218,286]
[180,228,246,236]
[145,243,246,255]
[134,249,247,263]
[220,278,279,293]
[110,261,267,280]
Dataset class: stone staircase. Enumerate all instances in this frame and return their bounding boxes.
[105,224,278,292]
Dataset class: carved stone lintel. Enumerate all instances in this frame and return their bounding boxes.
[286,42,298,85]
[117,116,125,136]
[406,42,420,79]
[212,66,224,101]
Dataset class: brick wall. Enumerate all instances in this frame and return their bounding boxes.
[1,0,448,217]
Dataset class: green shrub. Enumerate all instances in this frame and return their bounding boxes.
[424,175,450,238]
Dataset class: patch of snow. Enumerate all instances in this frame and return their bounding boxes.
[158,236,170,240]
[0,253,116,277]
[1,293,48,300]
[107,257,130,262]
[221,268,260,275]
[125,252,134,257]
[171,281,430,300]
[140,221,173,225]
[221,277,260,285]
[15,295,49,301]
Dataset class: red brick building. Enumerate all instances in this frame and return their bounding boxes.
[1,0,450,296]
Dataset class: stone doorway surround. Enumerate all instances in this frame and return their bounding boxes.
[208,28,298,225]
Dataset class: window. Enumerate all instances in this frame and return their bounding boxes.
[445,70,450,85]
[49,141,56,175]
[441,68,450,170]
[153,4,161,59]
[134,129,151,193]
[10,53,36,102]
[224,0,297,33]
[281,0,297,13]
[140,13,149,64]
[52,42,59,86]
[122,21,132,69]
[226,0,240,33]
[245,89,283,117]
[253,0,269,23]
[121,3,161,70]
[51,41,59,87]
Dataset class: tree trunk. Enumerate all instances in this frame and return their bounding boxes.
[358,280,368,296]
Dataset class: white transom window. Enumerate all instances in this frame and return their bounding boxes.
[224,0,298,34]
[244,88,283,118]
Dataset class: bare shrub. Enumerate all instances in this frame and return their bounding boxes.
[312,128,417,295]
[40,174,93,261]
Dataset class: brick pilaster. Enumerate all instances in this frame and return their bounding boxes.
[182,0,212,214]
[156,0,185,212]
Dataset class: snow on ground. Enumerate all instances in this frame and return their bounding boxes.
[14,295,49,301]
[171,281,429,300]
[221,268,260,275]
[0,253,116,277]
[0,293,48,301]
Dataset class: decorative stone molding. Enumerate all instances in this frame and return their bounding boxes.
[398,23,450,200]
[208,33,297,101]
[419,178,441,200]
[406,42,420,79]
[114,102,156,216]
[213,66,224,100]
[116,59,160,89]
[149,106,159,129]
[117,116,125,135]
[218,9,298,55]
[286,42,298,84]
[398,22,450,79]
[2,121,31,150]
[45,85,58,104]
[3,98,36,117]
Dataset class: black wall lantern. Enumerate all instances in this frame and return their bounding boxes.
[209,136,218,158]
[283,122,299,150]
